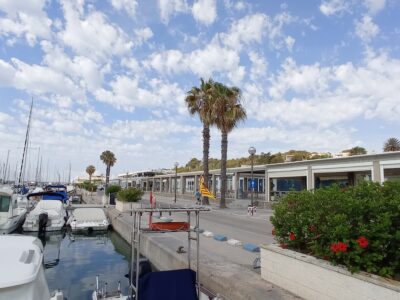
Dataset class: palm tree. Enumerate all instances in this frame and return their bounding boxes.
[213,82,247,208]
[185,78,215,204]
[100,150,117,187]
[383,138,400,152]
[86,165,96,183]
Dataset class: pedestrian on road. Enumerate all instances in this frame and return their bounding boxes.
[195,189,201,205]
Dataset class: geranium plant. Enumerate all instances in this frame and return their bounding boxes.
[270,181,400,278]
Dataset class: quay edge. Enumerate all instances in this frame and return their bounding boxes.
[107,208,300,300]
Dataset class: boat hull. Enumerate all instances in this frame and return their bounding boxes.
[0,211,27,234]
[23,218,65,232]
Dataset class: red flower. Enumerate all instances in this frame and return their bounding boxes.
[357,236,369,248]
[289,232,296,241]
[330,243,340,253]
[338,241,348,252]
[272,228,276,236]
[330,241,348,253]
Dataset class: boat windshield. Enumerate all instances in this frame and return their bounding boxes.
[0,196,11,212]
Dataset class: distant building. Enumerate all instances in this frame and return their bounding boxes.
[74,174,105,184]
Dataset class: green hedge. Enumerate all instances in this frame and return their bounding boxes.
[270,181,400,278]
[117,187,143,202]
[106,185,121,195]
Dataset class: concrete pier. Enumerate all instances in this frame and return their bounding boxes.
[107,208,300,300]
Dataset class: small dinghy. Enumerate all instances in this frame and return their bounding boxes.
[68,208,109,232]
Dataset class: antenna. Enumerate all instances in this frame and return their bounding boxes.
[18,99,33,186]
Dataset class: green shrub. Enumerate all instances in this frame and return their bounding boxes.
[106,185,121,195]
[117,187,143,202]
[270,182,400,278]
[80,181,97,192]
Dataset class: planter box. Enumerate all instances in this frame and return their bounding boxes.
[261,244,400,300]
[115,199,142,212]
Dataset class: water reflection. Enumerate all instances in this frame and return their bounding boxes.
[26,230,131,300]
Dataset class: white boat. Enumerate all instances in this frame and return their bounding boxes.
[0,189,27,234]
[23,200,66,232]
[67,208,109,232]
[0,235,63,300]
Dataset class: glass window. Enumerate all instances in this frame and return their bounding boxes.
[0,196,11,212]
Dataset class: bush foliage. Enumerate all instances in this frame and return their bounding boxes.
[270,182,400,278]
[77,181,97,192]
[106,185,121,195]
[117,187,144,203]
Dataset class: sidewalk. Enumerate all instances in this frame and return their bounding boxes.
[149,192,274,221]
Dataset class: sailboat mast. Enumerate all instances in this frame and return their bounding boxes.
[17,99,33,186]
[3,150,9,183]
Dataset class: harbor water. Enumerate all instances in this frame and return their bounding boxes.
[28,230,131,300]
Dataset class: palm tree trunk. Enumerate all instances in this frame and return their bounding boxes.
[89,174,92,183]
[220,130,228,208]
[203,124,210,205]
[106,165,110,187]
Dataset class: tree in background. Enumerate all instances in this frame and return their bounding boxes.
[349,146,367,156]
[383,138,400,152]
[100,150,117,187]
[213,82,246,208]
[185,158,202,171]
[86,165,95,183]
[185,78,215,205]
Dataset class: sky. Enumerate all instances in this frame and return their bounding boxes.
[0,0,399,181]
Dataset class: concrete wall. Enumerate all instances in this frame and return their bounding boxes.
[107,208,298,300]
[261,244,400,300]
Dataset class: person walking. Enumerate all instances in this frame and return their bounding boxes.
[195,189,201,205]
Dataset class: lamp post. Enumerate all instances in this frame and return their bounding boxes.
[248,147,256,213]
[174,162,179,203]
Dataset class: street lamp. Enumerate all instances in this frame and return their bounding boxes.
[248,147,256,212]
[174,162,179,203]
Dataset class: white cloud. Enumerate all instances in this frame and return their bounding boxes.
[230,126,353,153]
[158,0,189,24]
[220,13,270,50]
[220,12,294,51]
[145,43,242,83]
[110,0,138,18]
[100,119,196,142]
[248,51,267,81]
[247,52,400,127]
[285,36,295,52]
[0,58,86,101]
[355,15,379,43]
[95,76,186,112]
[0,0,52,46]
[192,0,217,26]
[59,0,133,62]
[40,41,106,93]
[319,0,349,16]
[134,27,154,45]
[364,0,386,15]
[0,112,12,123]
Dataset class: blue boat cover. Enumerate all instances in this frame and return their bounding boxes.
[138,269,198,300]
[27,191,67,203]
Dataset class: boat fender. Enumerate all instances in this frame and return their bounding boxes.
[38,212,48,234]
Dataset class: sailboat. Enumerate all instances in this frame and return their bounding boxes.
[0,188,27,234]
[1,100,34,234]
